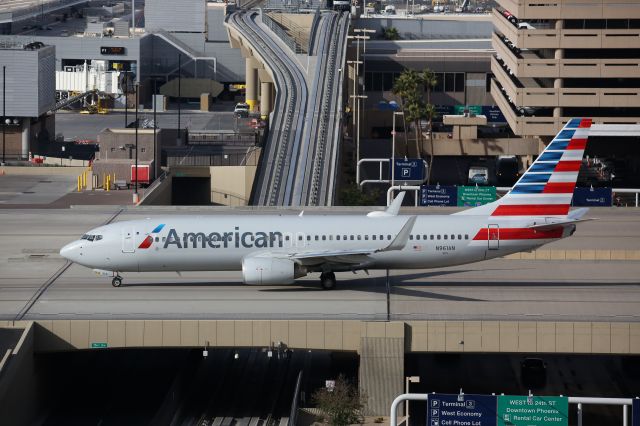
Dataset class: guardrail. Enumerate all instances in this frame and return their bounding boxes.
[261,10,306,54]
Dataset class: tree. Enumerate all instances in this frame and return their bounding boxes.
[392,70,420,155]
[340,184,380,206]
[312,375,365,426]
[421,69,438,184]
[383,26,400,40]
[404,97,426,158]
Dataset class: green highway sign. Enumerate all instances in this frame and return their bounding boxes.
[454,104,483,116]
[497,396,568,426]
[91,342,108,349]
[457,186,496,207]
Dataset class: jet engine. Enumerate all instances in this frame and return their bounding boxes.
[242,257,307,285]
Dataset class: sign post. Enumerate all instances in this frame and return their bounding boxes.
[427,393,497,426]
[497,395,568,426]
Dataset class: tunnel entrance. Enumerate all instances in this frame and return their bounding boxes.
[171,176,211,205]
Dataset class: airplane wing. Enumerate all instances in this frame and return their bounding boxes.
[249,216,417,266]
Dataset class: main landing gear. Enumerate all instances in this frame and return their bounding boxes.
[320,272,336,290]
[112,275,123,287]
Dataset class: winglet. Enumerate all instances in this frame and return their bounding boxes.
[378,215,417,252]
[368,191,405,217]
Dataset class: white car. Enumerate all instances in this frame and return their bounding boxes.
[234,102,250,117]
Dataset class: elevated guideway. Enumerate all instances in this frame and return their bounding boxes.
[226,9,349,206]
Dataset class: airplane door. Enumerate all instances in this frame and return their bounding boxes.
[122,227,135,253]
[487,224,499,250]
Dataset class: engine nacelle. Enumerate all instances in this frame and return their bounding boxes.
[242,257,306,285]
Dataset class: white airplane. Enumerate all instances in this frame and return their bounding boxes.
[60,118,594,289]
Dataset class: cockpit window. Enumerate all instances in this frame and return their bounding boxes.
[81,234,102,241]
[95,235,103,241]
[88,235,95,241]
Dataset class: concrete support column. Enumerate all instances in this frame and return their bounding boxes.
[260,82,272,119]
[245,59,258,112]
[21,118,30,160]
[359,334,405,416]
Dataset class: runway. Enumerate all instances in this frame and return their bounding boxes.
[0,208,638,321]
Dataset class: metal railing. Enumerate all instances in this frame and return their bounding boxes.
[261,10,306,54]
[390,394,636,426]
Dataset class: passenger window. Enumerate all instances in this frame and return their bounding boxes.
[298,235,303,241]
[306,235,311,241]
[423,235,427,240]
[437,235,441,240]
[357,235,362,240]
[322,236,326,241]
[343,235,347,240]
[380,235,383,240]
[465,234,469,240]
[409,235,414,240]
[155,237,159,242]
[373,235,377,240]
[315,235,319,241]
[451,234,455,240]
[365,235,369,240]
[337,235,341,240]
[329,235,333,241]
[416,235,421,240]
[285,236,290,241]
[387,235,392,240]
[458,234,462,240]
[162,237,166,242]
[350,235,354,240]
[430,235,434,240]
[444,235,448,240]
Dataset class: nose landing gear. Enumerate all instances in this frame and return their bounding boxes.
[112,275,123,287]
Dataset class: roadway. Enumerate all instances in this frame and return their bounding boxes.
[0,207,638,321]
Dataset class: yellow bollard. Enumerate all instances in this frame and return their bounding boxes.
[106,175,110,192]
[77,175,81,192]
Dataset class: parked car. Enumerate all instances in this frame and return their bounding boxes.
[234,102,250,117]
[518,22,536,29]
[468,166,489,185]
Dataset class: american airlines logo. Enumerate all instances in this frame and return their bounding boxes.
[139,227,287,250]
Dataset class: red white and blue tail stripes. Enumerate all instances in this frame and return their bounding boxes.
[491,118,591,217]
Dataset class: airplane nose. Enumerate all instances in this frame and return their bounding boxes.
[60,241,81,262]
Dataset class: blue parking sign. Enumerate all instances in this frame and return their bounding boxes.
[391,158,425,182]
[427,393,497,426]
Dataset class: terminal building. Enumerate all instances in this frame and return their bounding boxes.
[491,0,640,136]
[0,40,55,161]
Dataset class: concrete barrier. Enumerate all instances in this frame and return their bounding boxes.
[502,249,640,261]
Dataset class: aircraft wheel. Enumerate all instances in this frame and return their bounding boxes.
[320,272,336,290]
[112,276,123,287]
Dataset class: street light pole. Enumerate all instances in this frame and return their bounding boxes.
[2,66,5,165]
[134,83,139,203]
[177,53,182,145]
[405,376,420,423]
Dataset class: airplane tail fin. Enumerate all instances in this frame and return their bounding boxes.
[455,118,592,217]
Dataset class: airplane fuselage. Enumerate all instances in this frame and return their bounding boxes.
[61,214,570,275]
